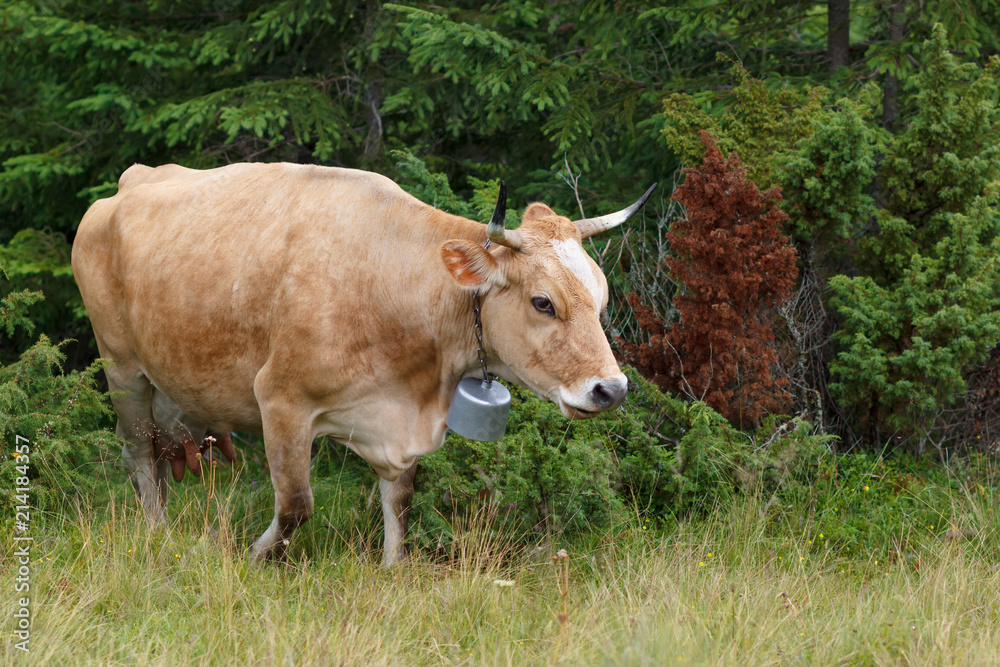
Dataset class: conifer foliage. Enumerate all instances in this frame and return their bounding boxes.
[624,132,798,427]
[828,29,1000,444]
[0,287,118,530]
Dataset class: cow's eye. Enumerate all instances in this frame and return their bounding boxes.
[532,296,555,317]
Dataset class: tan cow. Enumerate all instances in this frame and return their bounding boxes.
[72,163,654,564]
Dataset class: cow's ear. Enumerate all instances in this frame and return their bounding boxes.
[440,240,505,289]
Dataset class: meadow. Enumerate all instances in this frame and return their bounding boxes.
[4,4,1000,665]
[4,448,999,666]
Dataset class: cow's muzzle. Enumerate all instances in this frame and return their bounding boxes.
[558,375,628,419]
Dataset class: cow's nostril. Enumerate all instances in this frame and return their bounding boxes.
[591,381,627,410]
[592,384,611,409]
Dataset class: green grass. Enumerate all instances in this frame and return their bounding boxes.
[3,456,1000,666]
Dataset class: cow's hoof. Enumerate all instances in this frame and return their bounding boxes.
[252,535,291,562]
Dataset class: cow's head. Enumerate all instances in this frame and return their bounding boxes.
[441,183,656,419]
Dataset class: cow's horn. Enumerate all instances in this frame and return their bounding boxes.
[575,183,658,239]
[485,181,523,249]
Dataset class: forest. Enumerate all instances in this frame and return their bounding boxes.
[2,1,1000,664]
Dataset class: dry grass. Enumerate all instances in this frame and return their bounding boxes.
[2,475,999,666]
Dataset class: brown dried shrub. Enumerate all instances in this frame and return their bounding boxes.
[621,131,798,427]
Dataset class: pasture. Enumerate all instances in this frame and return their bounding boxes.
[4,5,1000,665]
[4,449,999,666]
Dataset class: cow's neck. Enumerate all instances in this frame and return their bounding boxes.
[440,214,526,387]
[370,211,501,408]
[431,215,498,386]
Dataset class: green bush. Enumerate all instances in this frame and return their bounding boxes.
[0,285,117,530]
[828,29,1000,443]
[410,368,835,550]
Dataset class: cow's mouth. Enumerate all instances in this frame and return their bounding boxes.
[558,400,598,420]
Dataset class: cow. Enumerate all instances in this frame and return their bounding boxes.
[71,162,655,565]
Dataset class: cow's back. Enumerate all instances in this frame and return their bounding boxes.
[73,162,423,431]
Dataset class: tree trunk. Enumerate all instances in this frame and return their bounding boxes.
[828,0,850,72]
[361,0,383,162]
[882,0,905,130]
[868,392,880,447]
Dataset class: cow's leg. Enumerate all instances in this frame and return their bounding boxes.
[252,402,314,560]
[154,458,171,505]
[107,365,168,523]
[379,462,417,567]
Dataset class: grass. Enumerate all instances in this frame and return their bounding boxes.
[2,455,999,666]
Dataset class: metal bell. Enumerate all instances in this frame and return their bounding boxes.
[446,377,511,441]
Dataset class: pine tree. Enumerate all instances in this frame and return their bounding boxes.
[828,28,1000,445]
